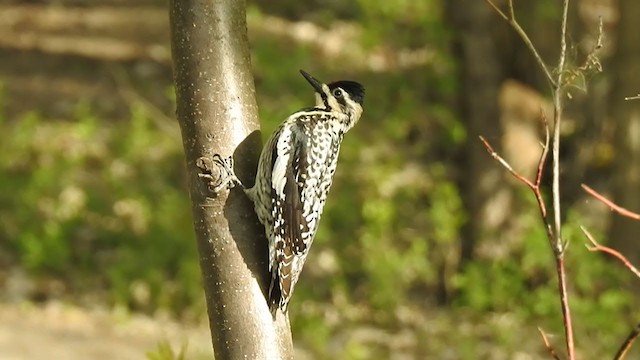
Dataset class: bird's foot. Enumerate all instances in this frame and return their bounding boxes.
[196,154,243,195]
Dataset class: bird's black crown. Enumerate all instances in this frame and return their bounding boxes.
[329,81,365,105]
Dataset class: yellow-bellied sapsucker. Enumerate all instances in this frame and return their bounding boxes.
[207,70,364,314]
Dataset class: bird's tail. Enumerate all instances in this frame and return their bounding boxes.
[268,269,282,317]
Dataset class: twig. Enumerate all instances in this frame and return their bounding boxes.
[535,112,551,203]
[581,184,640,220]
[625,94,640,101]
[551,2,576,359]
[614,323,640,360]
[551,0,570,254]
[557,0,569,81]
[479,136,535,189]
[581,16,604,73]
[566,17,604,89]
[582,226,640,278]
[594,16,604,53]
[479,125,554,243]
[485,0,557,87]
[581,184,640,359]
[485,0,508,20]
[555,255,574,359]
[538,327,562,360]
[485,0,576,358]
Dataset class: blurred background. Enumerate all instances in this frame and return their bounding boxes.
[1,0,639,359]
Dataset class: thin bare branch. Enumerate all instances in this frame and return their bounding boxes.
[553,2,575,359]
[507,0,515,20]
[589,17,605,73]
[556,255,574,359]
[557,0,570,85]
[566,17,604,86]
[538,327,562,360]
[582,226,640,278]
[479,135,554,247]
[485,0,509,21]
[513,24,556,86]
[479,136,535,188]
[551,99,564,250]
[581,184,640,220]
[614,323,640,360]
[485,0,557,86]
[595,16,604,50]
[533,113,555,241]
[625,94,640,101]
[485,1,575,358]
[551,0,571,252]
[535,112,551,196]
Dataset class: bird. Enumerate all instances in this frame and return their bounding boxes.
[207,70,365,314]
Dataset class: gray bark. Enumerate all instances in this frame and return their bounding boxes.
[169,0,294,358]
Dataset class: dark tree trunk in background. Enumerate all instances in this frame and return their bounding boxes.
[446,1,506,266]
[170,0,293,358]
[608,0,640,266]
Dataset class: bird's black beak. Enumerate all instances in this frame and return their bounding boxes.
[300,70,324,94]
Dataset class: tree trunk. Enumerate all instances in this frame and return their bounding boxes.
[446,1,506,265]
[608,0,640,265]
[170,0,293,358]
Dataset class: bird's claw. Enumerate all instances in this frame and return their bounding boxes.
[196,154,241,195]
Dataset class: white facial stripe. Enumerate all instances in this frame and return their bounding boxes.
[314,93,324,108]
[312,82,363,126]
[327,94,341,111]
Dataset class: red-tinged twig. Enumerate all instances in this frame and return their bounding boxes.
[582,226,640,278]
[479,132,575,360]
[580,186,640,359]
[535,112,551,203]
[538,327,562,360]
[486,0,575,358]
[479,136,536,189]
[614,323,640,360]
[555,255,574,359]
[479,114,554,246]
[581,184,640,220]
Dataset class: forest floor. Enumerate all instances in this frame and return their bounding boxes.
[0,301,214,360]
[0,300,542,360]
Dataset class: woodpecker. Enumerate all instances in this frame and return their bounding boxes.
[206,70,365,314]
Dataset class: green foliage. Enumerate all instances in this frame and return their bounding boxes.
[356,0,447,49]
[146,340,188,360]
[453,201,635,355]
[352,165,464,311]
[0,102,200,314]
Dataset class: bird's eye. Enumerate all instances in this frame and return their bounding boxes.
[333,89,343,98]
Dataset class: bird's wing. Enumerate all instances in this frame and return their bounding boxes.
[269,121,315,306]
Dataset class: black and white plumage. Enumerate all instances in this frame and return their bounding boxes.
[213,70,364,314]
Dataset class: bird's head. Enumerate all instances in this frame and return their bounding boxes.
[300,70,365,129]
